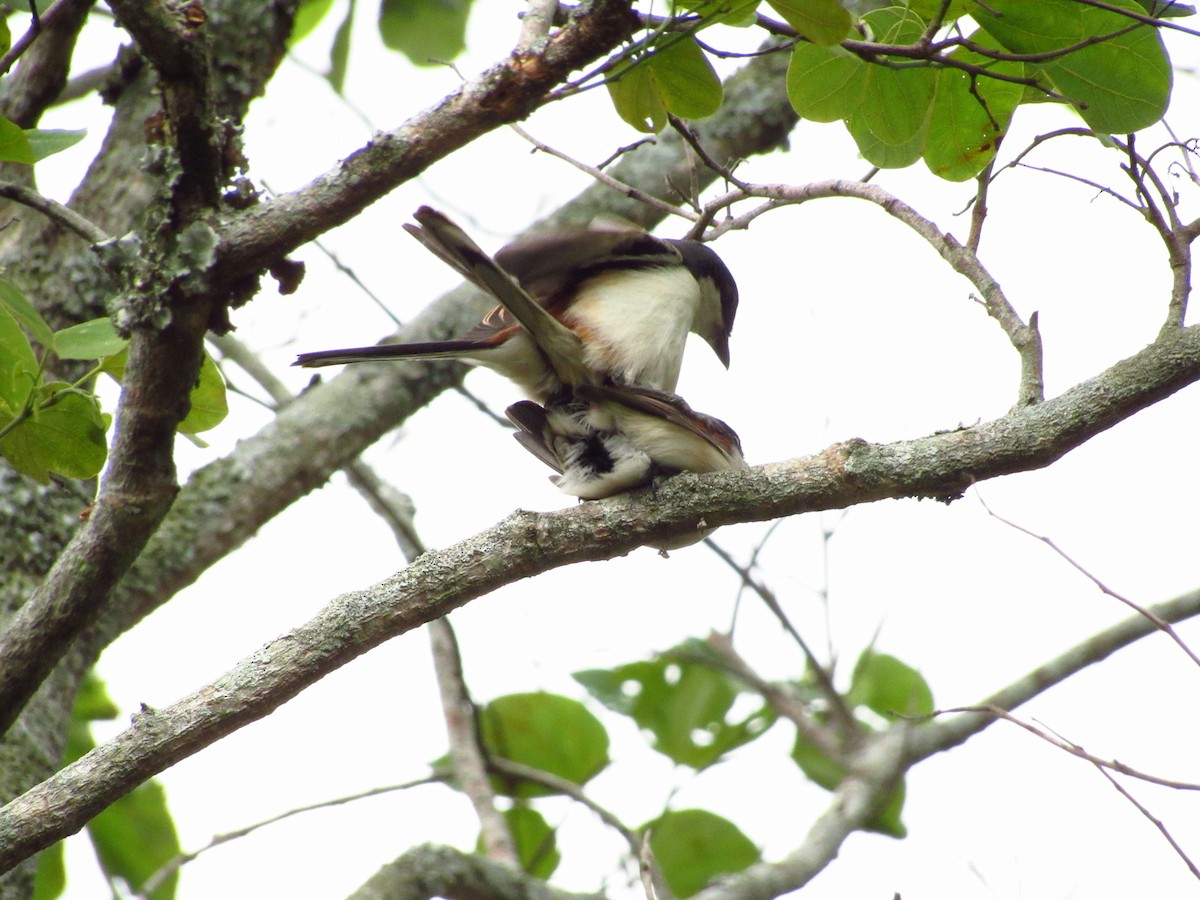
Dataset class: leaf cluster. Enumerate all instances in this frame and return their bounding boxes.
[0,281,227,484]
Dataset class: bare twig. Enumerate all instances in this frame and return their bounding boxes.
[137,776,441,896]
[702,179,1044,406]
[430,619,518,868]
[1093,764,1200,881]
[972,706,1200,791]
[517,0,559,52]
[0,181,109,243]
[703,539,858,742]
[509,122,697,225]
[979,494,1200,670]
[0,0,82,79]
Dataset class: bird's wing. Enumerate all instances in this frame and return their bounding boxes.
[408,207,592,386]
[576,383,745,471]
[505,400,564,473]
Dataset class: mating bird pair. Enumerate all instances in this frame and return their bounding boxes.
[295,206,746,502]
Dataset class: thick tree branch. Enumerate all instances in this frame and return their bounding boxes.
[210,0,640,291]
[3,325,1200,869]
[0,0,226,737]
[347,843,602,900]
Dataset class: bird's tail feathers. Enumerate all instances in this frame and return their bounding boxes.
[294,340,489,368]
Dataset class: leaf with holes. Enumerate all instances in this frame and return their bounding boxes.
[574,639,776,770]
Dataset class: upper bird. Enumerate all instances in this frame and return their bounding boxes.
[294,206,739,402]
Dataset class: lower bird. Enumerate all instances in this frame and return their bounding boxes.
[506,383,746,501]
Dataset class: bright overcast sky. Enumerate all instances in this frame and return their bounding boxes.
[31,5,1200,898]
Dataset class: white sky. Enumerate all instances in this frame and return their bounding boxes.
[27,4,1200,899]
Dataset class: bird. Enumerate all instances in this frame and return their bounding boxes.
[294,206,739,402]
[505,383,746,501]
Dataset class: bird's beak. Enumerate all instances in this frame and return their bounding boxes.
[712,331,731,369]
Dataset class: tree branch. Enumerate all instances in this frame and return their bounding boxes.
[209,0,640,292]
[4,325,1200,869]
[347,843,602,900]
[0,0,227,738]
[707,179,1045,405]
[0,181,110,243]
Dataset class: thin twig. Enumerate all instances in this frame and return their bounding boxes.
[430,618,518,868]
[509,123,697,225]
[969,705,1200,791]
[137,777,441,897]
[978,494,1200,670]
[1093,764,1200,881]
[517,0,558,52]
[0,0,79,79]
[703,539,859,743]
[0,181,109,243]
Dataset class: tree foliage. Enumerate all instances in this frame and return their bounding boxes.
[0,1,1198,898]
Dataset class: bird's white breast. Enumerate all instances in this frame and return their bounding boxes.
[562,266,700,392]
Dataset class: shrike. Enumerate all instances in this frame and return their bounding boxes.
[294,206,738,402]
[506,383,746,501]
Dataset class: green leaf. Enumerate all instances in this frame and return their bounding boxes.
[0,275,55,349]
[88,781,181,899]
[0,385,109,483]
[0,304,40,412]
[52,318,128,361]
[289,0,336,44]
[608,63,668,133]
[574,641,776,770]
[31,842,65,900]
[790,730,845,791]
[765,0,852,45]
[846,109,927,167]
[869,778,908,838]
[177,352,228,435]
[847,648,934,718]
[476,806,560,880]
[974,0,1171,133]
[23,129,86,163]
[645,36,723,120]
[790,730,909,837]
[1135,0,1195,16]
[608,36,723,132]
[101,348,228,436]
[647,809,758,898]
[856,7,937,146]
[0,114,34,164]
[924,38,1024,180]
[786,43,867,122]
[0,16,10,57]
[479,692,610,797]
[56,672,183,898]
[328,0,356,94]
[906,0,970,19]
[378,0,472,66]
